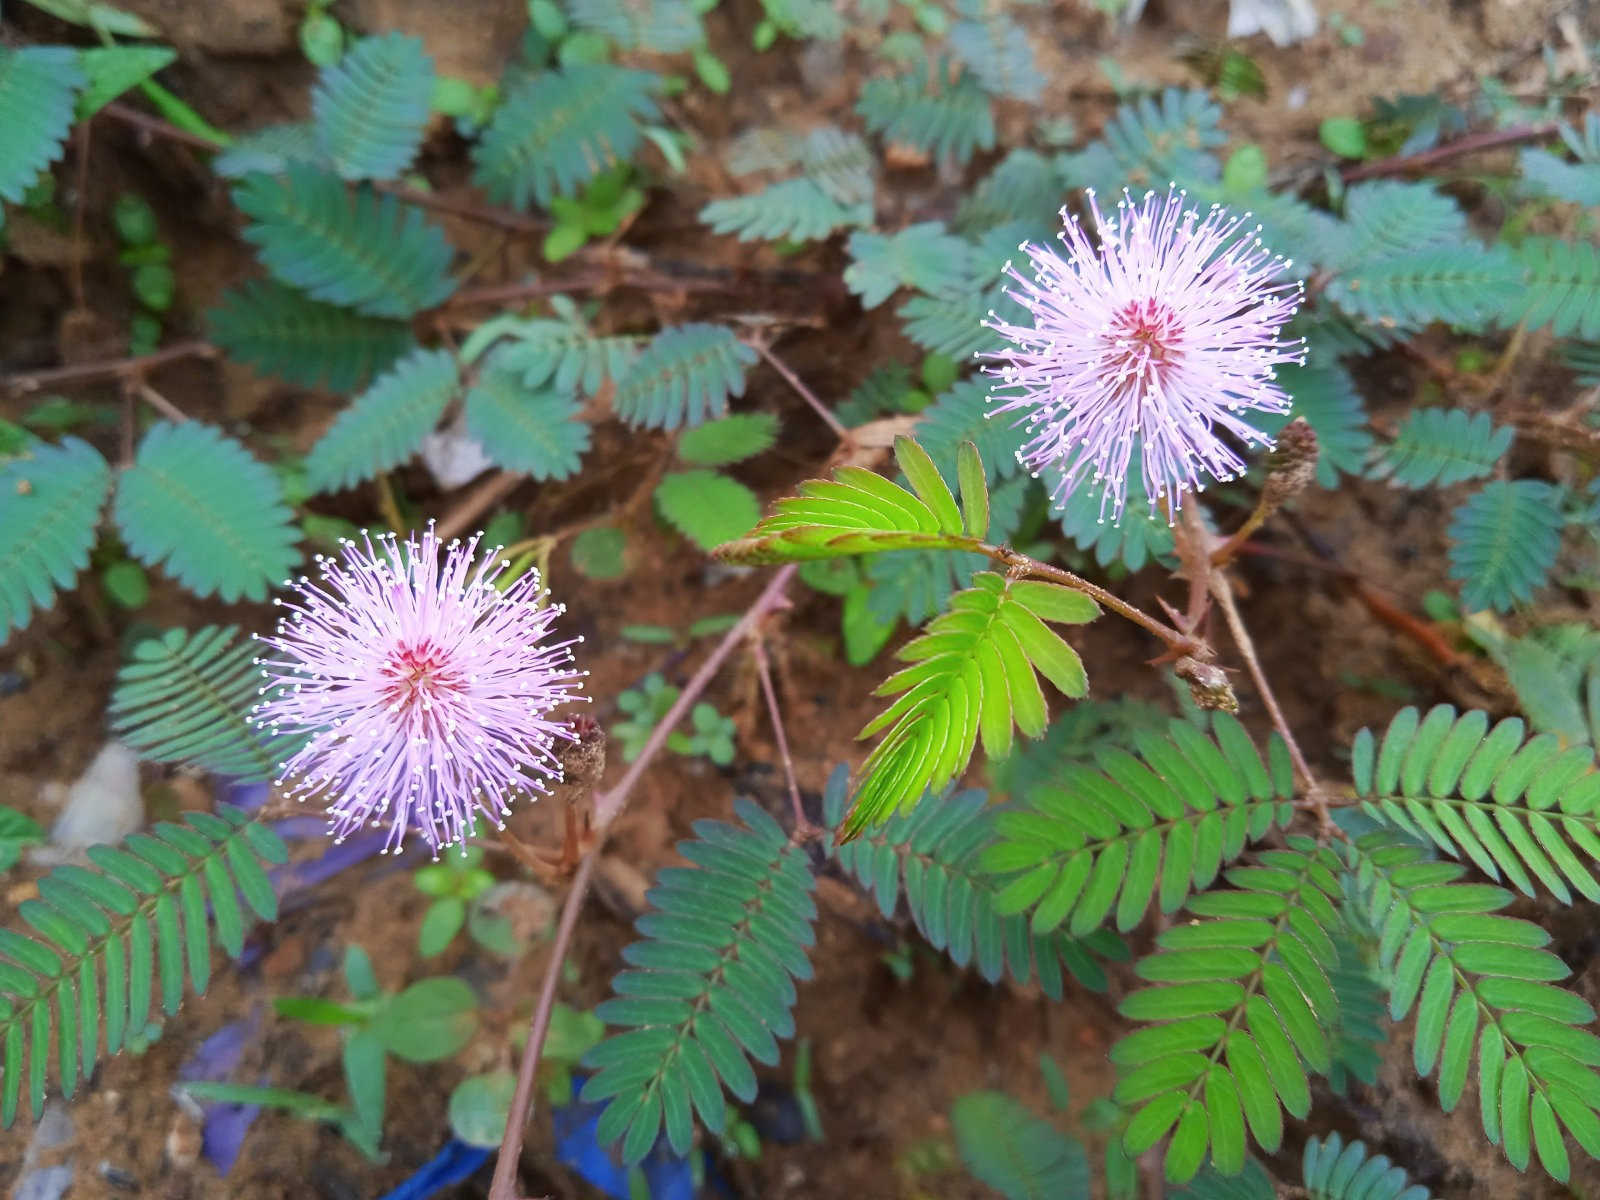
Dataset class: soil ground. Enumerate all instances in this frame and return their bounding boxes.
[3,0,1599,1196]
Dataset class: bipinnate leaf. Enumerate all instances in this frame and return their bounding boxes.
[206,278,414,391]
[232,165,457,317]
[714,435,993,564]
[1447,481,1564,612]
[463,365,590,481]
[980,712,1296,936]
[109,625,288,781]
[1345,832,1600,1181]
[0,47,83,205]
[1,807,288,1127]
[856,61,995,165]
[1300,1133,1434,1200]
[1372,408,1512,489]
[951,1091,1089,1199]
[824,766,1128,996]
[841,570,1096,837]
[582,799,817,1161]
[612,324,757,431]
[0,438,110,640]
[472,64,659,209]
[1351,704,1600,905]
[304,348,460,493]
[311,32,435,181]
[1113,838,1346,1184]
[113,422,300,603]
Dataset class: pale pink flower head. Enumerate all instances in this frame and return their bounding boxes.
[983,187,1305,521]
[251,523,588,857]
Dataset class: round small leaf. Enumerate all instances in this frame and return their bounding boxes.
[371,977,478,1063]
[448,1070,516,1147]
[1319,116,1366,159]
[571,526,628,580]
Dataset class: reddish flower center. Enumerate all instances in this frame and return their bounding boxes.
[382,641,460,713]
[1104,298,1182,383]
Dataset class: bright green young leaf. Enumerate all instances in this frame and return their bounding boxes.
[676,413,779,467]
[841,571,1095,837]
[655,471,761,551]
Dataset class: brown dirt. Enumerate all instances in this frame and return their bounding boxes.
[3,0,1597,1197]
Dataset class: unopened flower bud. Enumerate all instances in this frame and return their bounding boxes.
[1260,417,1319,514]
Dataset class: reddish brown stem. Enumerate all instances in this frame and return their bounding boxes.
[751,631,821,841]
[487,851,598,1200]
[1340,120,1561,182]
[136,383,190,423]
[2,340,217,394]
[435,471,524,543]
[443,269,744,311]
[748,339,852,443]
[99,101,547,234]
[488,565,798,1200]
[101,101,219,152]
[70,119,91,309]
[1233,540,1467,669]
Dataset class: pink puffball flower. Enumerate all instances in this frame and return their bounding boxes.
[251,523,588,857]
[982,187,1305,522]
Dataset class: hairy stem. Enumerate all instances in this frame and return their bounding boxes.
[99,102,548,234]
[2,340,218,394]
[1209,565,1326,827]
[1340,120,1561,182]
[747,338,853,444]
[989,545,1202,656]
[489,565,797,1199]
[751,631,821,841]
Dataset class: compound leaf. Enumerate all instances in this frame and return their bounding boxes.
[312,32,435,181]
[463,364,590,481]
[233,165,457,317]
[0,438,110,640]
[109,625,286,780]
[1,808,287,1127]
[473,65,659,209]
[612,323,756,431]
[206,278,414,391]
[582,799,816,1161]
[1372,409,1512,489]
[1447,481,1564,612]
[0,48,83,205]
[114,422,299,603]
[303,348,459,493]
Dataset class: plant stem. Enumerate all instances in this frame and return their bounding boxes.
[136,382,190,423]
[989,545,1201,656]
[747,339,852,444]
[2,340,218,394]
[1209,496,1272,569]
[1339,120,1560,182]
[751,631,821,841]
[99,101,548,234]
[592,565,798,828]
[1208,565,1328,828]
[435,471,525,542]
[1235,539,1467,669]
[488,564,797,1199]
[71,119,91,309]
[100,100,219,152]
[485,851,597,1200]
